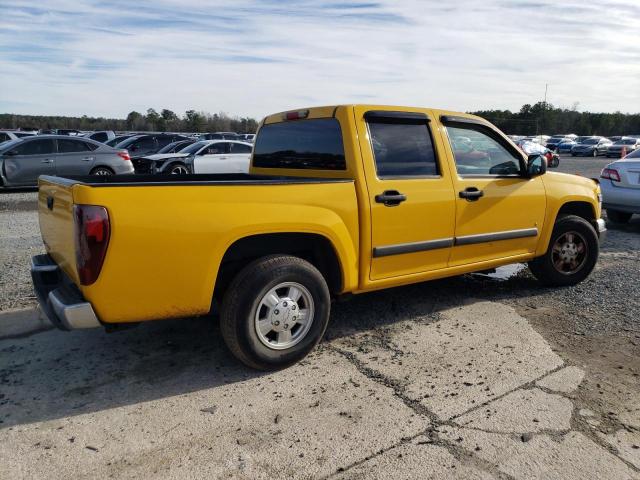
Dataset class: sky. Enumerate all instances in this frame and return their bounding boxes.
[1,0,639,120]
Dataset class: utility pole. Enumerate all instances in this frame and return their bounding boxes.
[541,83,548,135]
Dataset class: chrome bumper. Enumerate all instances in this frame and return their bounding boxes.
[595,218,607,244]
[31,254,101,330]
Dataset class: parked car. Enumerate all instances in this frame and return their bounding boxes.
[545,137,571,151]
[31,104,604,369]
[571,137,612,157]
[237,134,256,143]
[606,138,640,158]
[155,139,196,154]
[600,148,640,223]
[608,136,623,143]
[0,131,37,143]
[85,130,116,144]
[114,134,189,172]
[136,140,252,174]
[105,134,135,147]
[200,132,238,140]
[515,140,559,167]
[556,139,577,154]
[59,129,85,136]
[0,135,133,187]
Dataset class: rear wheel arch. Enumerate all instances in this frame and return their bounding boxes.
[214,232,344,302]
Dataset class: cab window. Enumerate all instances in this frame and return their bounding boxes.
[446,125,521,176]
[366,114,438,178]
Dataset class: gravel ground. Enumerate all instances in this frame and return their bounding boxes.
[0,165,638,478]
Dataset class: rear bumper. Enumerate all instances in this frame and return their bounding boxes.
[601,180,640,213]
[31,254,101,330]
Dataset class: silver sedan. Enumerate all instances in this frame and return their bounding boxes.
[0,135,134,188]
[600,148,640,223]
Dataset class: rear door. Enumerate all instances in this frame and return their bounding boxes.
[193,142,231,173]
[354,106,456,280]
[227,142,252,173]
[439,116,546,267]
[54,138,98,176]
[2,138,56,185]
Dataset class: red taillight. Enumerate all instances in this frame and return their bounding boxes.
[601,168,621,182]
[283,109,309,121]
[74,205,110,285]
[545,152,553,162]
[117,151,131,161]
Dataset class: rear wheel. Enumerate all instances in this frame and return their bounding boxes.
[167,162,189,175]
[528,215,599,287]
[606,209,632,224]
[90,167,114,176]
[220,255,331,370]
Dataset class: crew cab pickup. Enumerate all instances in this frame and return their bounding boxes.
[32,105,606,369]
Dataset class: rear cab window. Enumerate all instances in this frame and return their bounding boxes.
[365,111,439,178]
[253,118,346,170]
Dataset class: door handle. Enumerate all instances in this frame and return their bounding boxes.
[41,159,53,164]
[459,187,484,201]
[375,190,407,207]
[81,157,94,161]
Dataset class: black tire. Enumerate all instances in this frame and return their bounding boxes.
[220,255,331,370]
[528,215,599,287]
[606,209,632,224]
[166,162,189,175]
[592,149,598,157]
[571,153,576,157]
[90,166,114,176]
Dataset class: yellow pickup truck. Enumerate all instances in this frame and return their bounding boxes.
[31,105,605,369]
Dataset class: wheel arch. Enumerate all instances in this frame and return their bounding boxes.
[213,232,346,302]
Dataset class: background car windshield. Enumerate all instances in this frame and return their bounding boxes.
[115,136,141,148]
[617,139,636,145]
[180,141,209,154]
[583,138,599,144]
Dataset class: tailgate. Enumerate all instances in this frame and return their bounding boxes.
[38,177,79,284]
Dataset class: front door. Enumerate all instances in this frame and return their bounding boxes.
[439,118,546,267]
[193,142,231,173]
[354,106,456,280]
[3,138,56,185]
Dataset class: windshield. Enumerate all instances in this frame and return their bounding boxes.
[0,139,20,153]
[179,141,209,154]
[625,148,640,158]
[616,139,636,145]
[583,138,599,145]
[115,136,142,148]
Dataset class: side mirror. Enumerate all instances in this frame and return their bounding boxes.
[526,154,547,177]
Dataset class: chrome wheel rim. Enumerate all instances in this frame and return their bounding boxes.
[254,282,314,350]
[170,165,188,174]
[551,231,588,275]
[94,169,112,176]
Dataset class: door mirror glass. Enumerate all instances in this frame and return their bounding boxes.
[526,154,547,177]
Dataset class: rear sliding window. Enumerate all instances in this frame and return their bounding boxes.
[253,119,346,170]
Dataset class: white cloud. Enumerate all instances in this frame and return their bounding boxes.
[0,0,638,119]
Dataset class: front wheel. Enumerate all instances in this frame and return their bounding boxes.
[166,163,189,175]
[592,149,598,157]
[528,215,599,287]
[220,255,331,370]
[90,167,114,176]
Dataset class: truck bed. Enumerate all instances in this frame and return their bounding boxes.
[37,174,359,324]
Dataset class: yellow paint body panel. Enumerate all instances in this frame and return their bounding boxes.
[37,105,602,325]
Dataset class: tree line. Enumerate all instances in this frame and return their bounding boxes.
[0,108,259,134]
[1,102,639,136]
[472,102,640,136]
